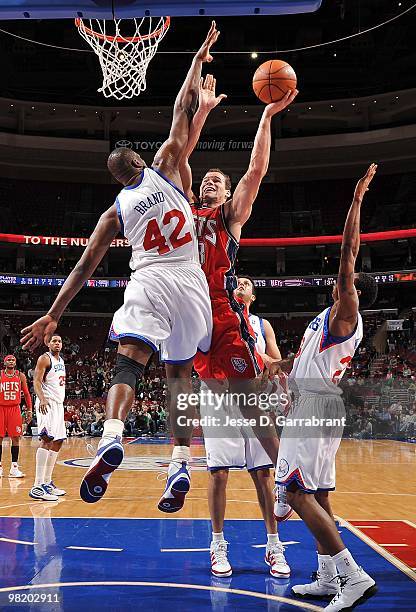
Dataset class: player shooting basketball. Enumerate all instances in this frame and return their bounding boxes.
[20,22,221,514]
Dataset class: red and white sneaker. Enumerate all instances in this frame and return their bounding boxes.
[274,484,293,522]
[265,542,291,577]
[210,540,232,577]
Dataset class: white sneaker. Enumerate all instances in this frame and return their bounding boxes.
[9,465,25,478]
[210,540,232,577]
[292,572,340,599]
[265,542,291,577]
[29,484,59,502]
[324,568,377,611]
[274,484,293,522]
[47,481,66,496]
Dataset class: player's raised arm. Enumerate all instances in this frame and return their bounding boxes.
[179,74,227,200]
[226,89,298,239]
[153,22,220,181]
[331,163,378,336]
[20,206,121,350]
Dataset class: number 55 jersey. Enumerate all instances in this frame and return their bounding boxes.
[110,167,212,363]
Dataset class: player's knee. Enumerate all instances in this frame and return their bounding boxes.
[109,354,145,391]
[286,484,310,509]
[210,469,229,487]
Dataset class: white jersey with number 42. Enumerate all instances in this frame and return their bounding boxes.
[289,306,363,395]
[115,167,199,271]
[42,352,66,404]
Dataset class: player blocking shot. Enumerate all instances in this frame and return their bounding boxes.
[21,23,220,513]
[0,354,32,478]
[271,165,379,611]
[30,334,67,501]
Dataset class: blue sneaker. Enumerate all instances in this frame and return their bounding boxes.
[80,436,124,503]
[158,461,190,513]
[29,484,58,501]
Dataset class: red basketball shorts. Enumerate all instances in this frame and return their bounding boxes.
[194,297,263,380]
[0,404,23,437]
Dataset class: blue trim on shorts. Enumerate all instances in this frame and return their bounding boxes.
[275,475,317,494]
[38,427,53,442]
[109,331,157,353]
[208,465,246,472]
[162,353,196,365]
[248,463,274,472]
[317,486,336,492]
[151,167,189,202]
[197,347,210,355]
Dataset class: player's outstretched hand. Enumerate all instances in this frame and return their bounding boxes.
[196,21,220,63]
[264,89,299,117]
[38,402,49,415]
[20,314,57,351]
[199,74,227,111]
[354,163,378,202]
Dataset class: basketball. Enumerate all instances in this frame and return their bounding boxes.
[252,59,297,104]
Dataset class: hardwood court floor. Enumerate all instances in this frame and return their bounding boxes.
[0,437,414,521]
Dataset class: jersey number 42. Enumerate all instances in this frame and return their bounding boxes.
[143,209,192,255]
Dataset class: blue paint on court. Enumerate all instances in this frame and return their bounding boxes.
[0,518,414,611]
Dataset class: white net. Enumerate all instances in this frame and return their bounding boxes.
[76,17,170,100]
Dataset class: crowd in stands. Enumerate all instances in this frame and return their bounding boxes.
[1,310,415,442]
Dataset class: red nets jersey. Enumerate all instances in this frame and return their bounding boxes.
[0,370,22,406]
[191,203,239,300]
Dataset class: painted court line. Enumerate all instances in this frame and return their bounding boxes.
[66,546,123,552]
[252,541,299,548]
[0,537,36,546]
[161,548,210,553]
[379,544,409,547]
[0,581,323,611]
[341,519,416,582]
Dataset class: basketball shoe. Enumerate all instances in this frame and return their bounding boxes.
[29,484,59,502]
[273,484,293,522]
[292,572,340,599]
[47,481,66,496]
[210,540,232,577]
[324,568,376,611]
[9,464,25,478]
[265,542,291,577]
[158,460,190,513]
[80,435,124,503]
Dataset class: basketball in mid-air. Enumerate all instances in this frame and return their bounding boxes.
[252,60,297,104]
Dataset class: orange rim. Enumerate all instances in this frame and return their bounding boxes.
[75,16,170,43]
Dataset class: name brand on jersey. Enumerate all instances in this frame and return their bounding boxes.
[134,191,165,216]
[53,364,65,373]
[0,381,19,392]
[193,216,217,246]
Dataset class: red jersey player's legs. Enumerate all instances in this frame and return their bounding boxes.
[5,405,23,437]
[0,405,6,438]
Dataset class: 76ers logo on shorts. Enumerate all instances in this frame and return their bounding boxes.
[277,458,289,479]
[231,357,248,373]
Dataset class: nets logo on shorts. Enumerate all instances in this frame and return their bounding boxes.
[15,426,21,434]
[231,357,248,373]
[277,458,289,478]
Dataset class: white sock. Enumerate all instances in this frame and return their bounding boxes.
[12,462,18,468]
[172,445,191,463]
[212,531,225,543]
[44,450,58,484]
[317,553,337,577]
[34,448,49,486]
[102,419,124,440]
[267,533,280,545]
[332,548,360,576]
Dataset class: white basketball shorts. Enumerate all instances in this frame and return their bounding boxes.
[275,393,345,492]
[110,262,212,363]
[35,397,67,441]
[200,382,274,472]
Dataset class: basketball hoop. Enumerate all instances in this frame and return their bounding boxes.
[75,17,171,100]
